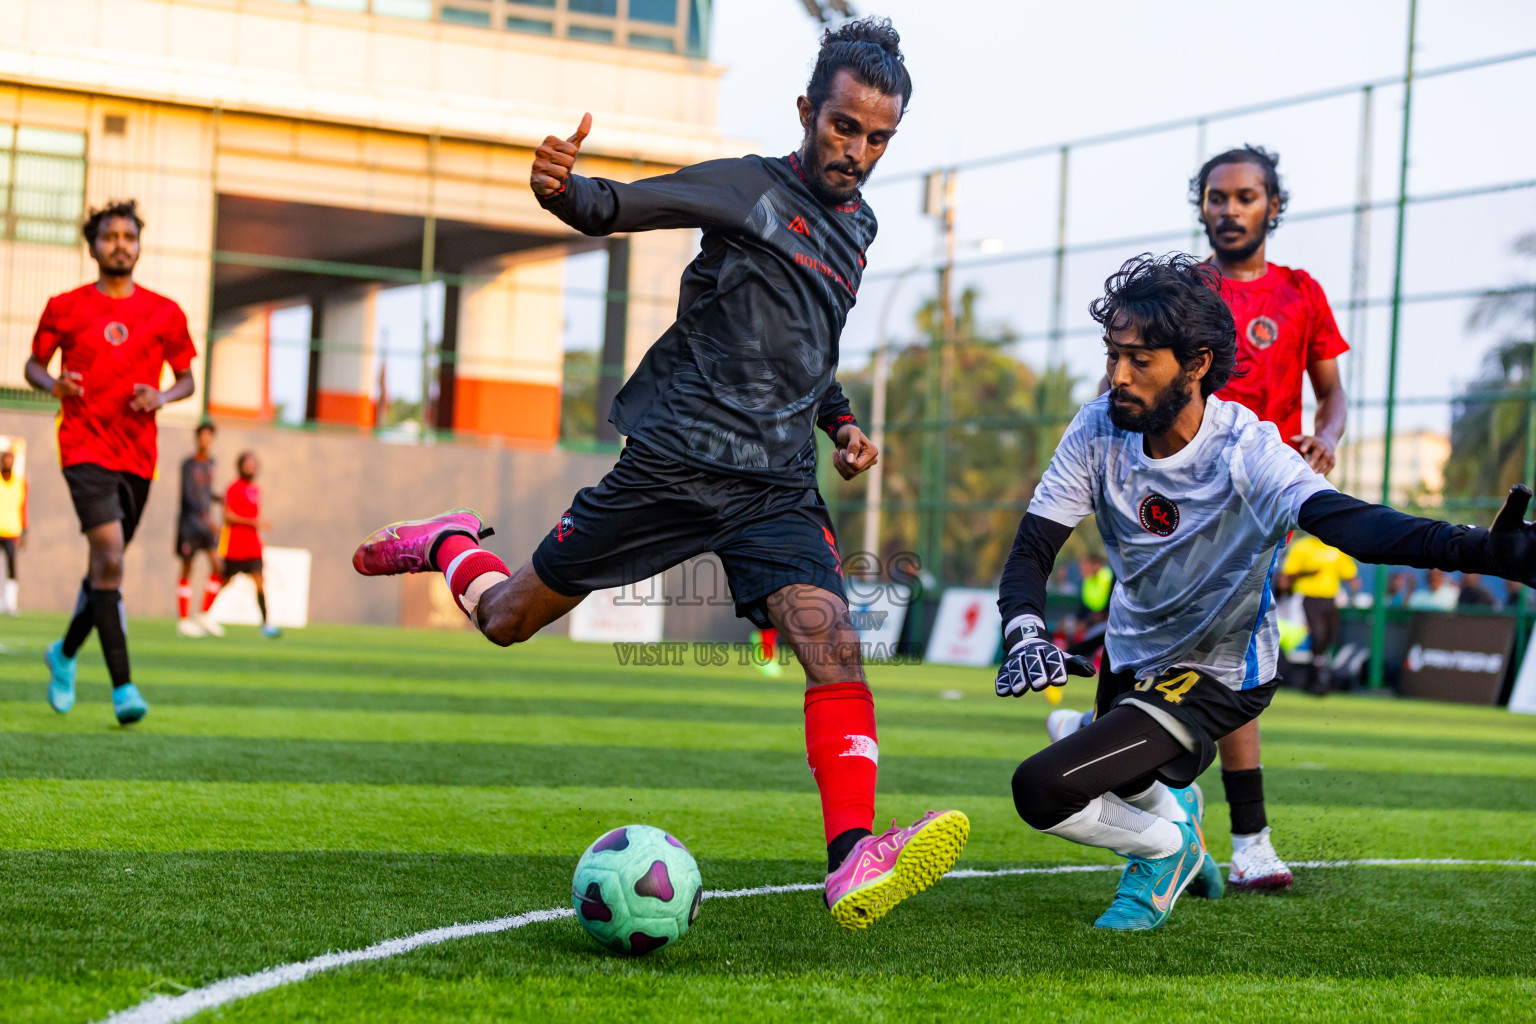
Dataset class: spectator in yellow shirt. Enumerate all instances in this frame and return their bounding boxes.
[0,449,26,615]
[1280,534,1356,696]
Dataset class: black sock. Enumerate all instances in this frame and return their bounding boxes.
[257,592,268,624]
[61,578,94,658]
[1223,767,1267,835]
[827,827,873,872]
[88,588,132,688]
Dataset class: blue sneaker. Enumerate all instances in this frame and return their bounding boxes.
[1169,783,1223,899]
[1094,821,1206,931]
[45,640,76,714]
[260,623,282,639]
[112,683,148,725]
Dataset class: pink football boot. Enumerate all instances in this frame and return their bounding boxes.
[352,508,493,576]
[824,809,970,930]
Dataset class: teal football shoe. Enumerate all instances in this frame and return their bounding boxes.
[45,640,76,714]
[112,683,148,725]
[1094,821,1205,931]
[1169,783,1223,899]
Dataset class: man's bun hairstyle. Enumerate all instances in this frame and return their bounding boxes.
[805,16,912,116]
[1189,145,1290,231]
[1089,252,1241,398]
[82,199,144,246]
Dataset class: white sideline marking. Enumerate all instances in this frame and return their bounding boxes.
[99,858,1536,1024]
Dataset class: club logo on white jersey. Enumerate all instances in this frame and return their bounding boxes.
[1138,494,1180,536]
[1246,316,1279,350]
[104,321,129,346]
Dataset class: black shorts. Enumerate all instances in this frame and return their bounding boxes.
[1095,660,1279,787]
[223,557,264,577]
[177,520,219,559]
[63,464,152,543]
[530,441,846,629]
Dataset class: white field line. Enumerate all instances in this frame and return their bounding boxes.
[99,858,1536,1024]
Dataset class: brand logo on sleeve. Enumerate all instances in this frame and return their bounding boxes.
[556,510,574,542]
[1245,316,1279,350]
[104,322,129,346]
[1139,494,1180,536]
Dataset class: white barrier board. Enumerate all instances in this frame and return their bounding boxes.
[569,577,665,643]
[925,587,1002,667]
[209,547,312,628]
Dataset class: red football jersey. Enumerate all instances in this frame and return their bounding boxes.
[31,283,197,479]
[222,479,263,562]
[1214,263,1348,448]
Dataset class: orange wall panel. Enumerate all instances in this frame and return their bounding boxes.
[315,390,376,429]
[453,378,560,445]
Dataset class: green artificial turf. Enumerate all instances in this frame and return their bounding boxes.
[1,614,1533,1023]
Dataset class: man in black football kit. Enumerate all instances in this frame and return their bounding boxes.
[176,422,224,637]
[354,18,971,931]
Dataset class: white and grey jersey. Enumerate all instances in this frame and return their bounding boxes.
[1027,395,1333,690]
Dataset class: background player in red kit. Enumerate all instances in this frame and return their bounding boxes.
[25,199,197,725]
[216,451,280,638]
[1195,145,1347,888]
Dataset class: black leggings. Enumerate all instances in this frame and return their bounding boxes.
[0,537,14,581]
[1012,706,1188,831]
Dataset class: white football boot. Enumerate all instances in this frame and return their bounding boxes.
[1228,827,1294,890]
[196,613,226,638]
[1045,708,1092,743]
[176,617,207,638]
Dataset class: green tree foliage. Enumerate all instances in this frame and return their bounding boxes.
[830,286,1087,586]
[560,349,599,442]
[1446,233,1536,508]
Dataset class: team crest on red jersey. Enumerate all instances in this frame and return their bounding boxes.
[556,510,574,541]
[103,321,129,346]
[1139,494,1180,536]
[1245,316,1279,350]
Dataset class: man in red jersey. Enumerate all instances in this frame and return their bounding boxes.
[1196,146,1346,889]
[1059,147,1347,891]
[214,451,280,638]
[26,199,197,725]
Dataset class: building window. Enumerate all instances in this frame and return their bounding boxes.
[628,0,676,24]
[567,0,617,14]
[628,32,675,52]
[0,126,87,247]
[567,24,614,43]
[507,15,554,33]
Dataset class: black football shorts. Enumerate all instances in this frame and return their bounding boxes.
[63,463,152,543]
[177,518,219,559]
[1095,659,1279,787]
[531,440,847,628]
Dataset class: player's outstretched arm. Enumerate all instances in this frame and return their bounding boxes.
[994,513,1096,697]
[1297,484,1536,585]
[531,113,761,237]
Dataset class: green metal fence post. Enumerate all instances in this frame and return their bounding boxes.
[1369,0,1419,689]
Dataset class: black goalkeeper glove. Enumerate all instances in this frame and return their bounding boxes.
[995,614,1096,698]
[1483,484,1536,586]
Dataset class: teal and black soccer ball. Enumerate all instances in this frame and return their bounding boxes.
[571,824,703,955]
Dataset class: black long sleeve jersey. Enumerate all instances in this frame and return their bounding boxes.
[539,153,871,486]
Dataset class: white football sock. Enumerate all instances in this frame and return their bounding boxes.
[1231,830,1266,854]
[1120,780,1188,823]
[1043,793,1183,859]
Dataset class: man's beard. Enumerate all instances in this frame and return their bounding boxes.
[1204,219,1266,263]
[98,255,135,277]
[1108,370,1196,435]
[801,133,869,206]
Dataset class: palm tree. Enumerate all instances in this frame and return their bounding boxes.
[1445,233,1536,507]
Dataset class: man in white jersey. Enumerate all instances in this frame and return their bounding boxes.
[997,253,1536,931]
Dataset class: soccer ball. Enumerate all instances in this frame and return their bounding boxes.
[571,824,703,955]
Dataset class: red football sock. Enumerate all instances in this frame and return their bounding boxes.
[760,627,778,660]
[804,681,878,844]
[177,577,191,619]
[442,545,510,621]
[202,576,222,613]
[433,533,478,573]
